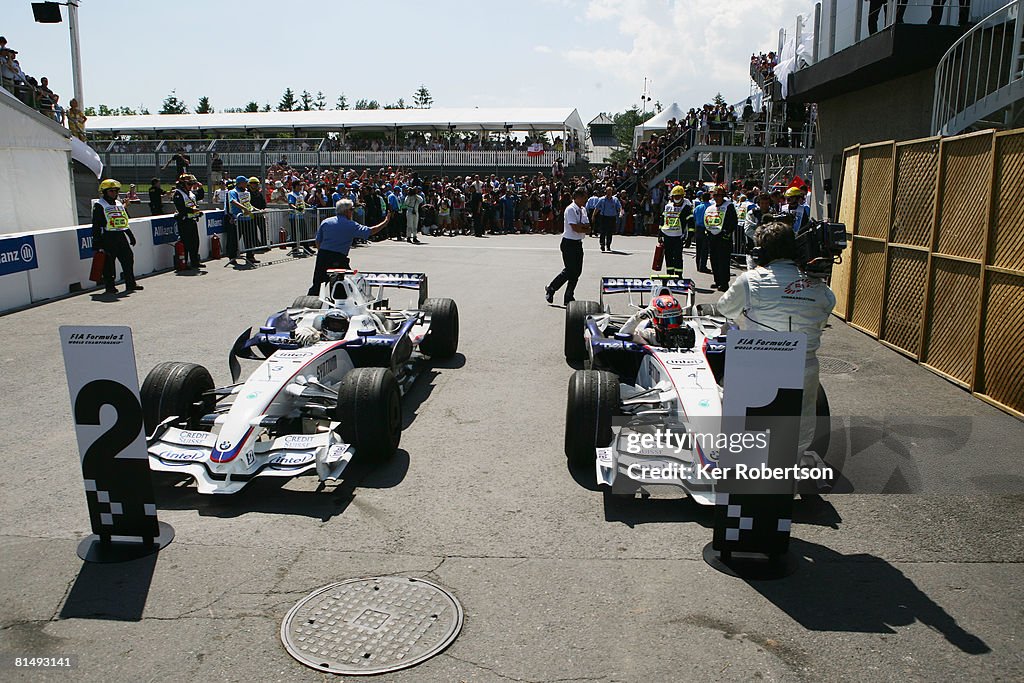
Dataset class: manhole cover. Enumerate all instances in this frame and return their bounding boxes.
[819,356,858,375]
[280,576,463,676]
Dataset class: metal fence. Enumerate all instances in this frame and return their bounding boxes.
[834,127,1024,417]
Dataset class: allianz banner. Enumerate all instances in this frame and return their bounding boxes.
[205,210,225,236]
[151,216,179,245]
[0,235,39,276]
[77,227,94,259]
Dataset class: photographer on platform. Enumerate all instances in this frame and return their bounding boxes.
[716,218,836,459]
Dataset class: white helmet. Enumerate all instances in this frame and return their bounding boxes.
[322,311,350,341]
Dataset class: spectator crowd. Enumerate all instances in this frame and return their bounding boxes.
[0,35,84,138]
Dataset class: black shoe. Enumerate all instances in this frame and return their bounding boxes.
[544,287,554,304]
[563,297,575,305]
[127,284,144,291]
[195,263,206,269]
[104,287,117,295]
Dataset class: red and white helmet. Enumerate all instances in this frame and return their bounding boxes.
[651,294,683,333]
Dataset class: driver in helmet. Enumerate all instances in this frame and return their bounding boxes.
[293,310,351,345]
[619,294,685,347]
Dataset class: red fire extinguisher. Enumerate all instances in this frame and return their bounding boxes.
[210,233,222,259]
[279,226,288,249]
[651,242,665,272]
[89,250,106,283]
[174,240,187,271]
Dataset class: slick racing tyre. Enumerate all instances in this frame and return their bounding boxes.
[419,298,459,359]
[335,367,401,463]
[565,369,619,467]
[565,300,601,363]
[291,295,322,309]
[141,361,216,435]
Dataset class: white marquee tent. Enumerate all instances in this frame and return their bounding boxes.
[632,102,686,146]
[87,107,586,138]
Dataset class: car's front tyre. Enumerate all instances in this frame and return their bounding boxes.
[334,367,401,463]
[565,369,619,467]
[141,361,216,436]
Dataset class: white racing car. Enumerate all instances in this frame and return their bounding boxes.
[563,276,829,505]
[142,270,458,494]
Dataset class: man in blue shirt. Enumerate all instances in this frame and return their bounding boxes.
[692,191,712,273]
[307,199,391,296]
[591,186,622,252]
[386,186,404,241]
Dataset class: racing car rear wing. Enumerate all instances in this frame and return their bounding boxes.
[600,276,695,310]
[328,270,428,307]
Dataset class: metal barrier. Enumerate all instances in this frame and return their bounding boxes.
[932,0,1023,136]
[93,144,579,175]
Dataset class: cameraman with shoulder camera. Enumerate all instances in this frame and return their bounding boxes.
[716,218,836,460]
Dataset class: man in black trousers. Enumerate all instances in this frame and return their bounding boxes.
[545,188,590,305]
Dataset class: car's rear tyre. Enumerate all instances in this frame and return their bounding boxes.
[419,298,459,358]
[565,369,619,467]
[335,367,401,463]
[141,361,216,436]
[292,295,322,309]
[811,384,831,458]
[565,300,601,362]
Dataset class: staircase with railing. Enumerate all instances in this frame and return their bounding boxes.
[932,0,1024,135]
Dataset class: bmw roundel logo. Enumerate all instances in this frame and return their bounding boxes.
[217,440,232,451]
[20,244,34,262]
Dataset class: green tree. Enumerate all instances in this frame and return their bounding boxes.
[611,106,654,148]
[384,98,406,110]
[354,99,380,110]
[314,91,326,110]
[712,92,727,107]
[261,103,271,112]
[160,90,189,115]
[300,90,313,111]
[412,85,433,108]
[83,105,96,116]
[196,96,213,114]
[336,94,348,110]
[244,101,259,113]
[278,88,297,112]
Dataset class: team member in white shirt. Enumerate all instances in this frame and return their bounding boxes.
[544,188,590,305]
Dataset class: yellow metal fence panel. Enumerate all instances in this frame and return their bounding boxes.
[891,139,939,247]
[978,272,1024,414]
[991,132,1024,272]
[832,148,860,319]
[922,257,982,386]
[881,247,928,357]
[849,237,886,335]
[935,132,992,260]
[855,143,895,240]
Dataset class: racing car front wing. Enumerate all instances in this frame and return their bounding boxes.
[148,427,353,494]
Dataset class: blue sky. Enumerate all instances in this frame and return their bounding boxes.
[6,0,809,122]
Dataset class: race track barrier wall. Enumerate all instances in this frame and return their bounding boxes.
[0,208,258,313]
[834,127,1024,417]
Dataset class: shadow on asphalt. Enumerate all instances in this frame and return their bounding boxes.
[749,538,991,655]
[153,449,410,521]
[59,553,158,621]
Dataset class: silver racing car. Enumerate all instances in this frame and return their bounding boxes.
[142,270,458,494]
[563,276,829,504]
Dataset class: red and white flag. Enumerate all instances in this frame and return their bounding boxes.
[527,143,544,157]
